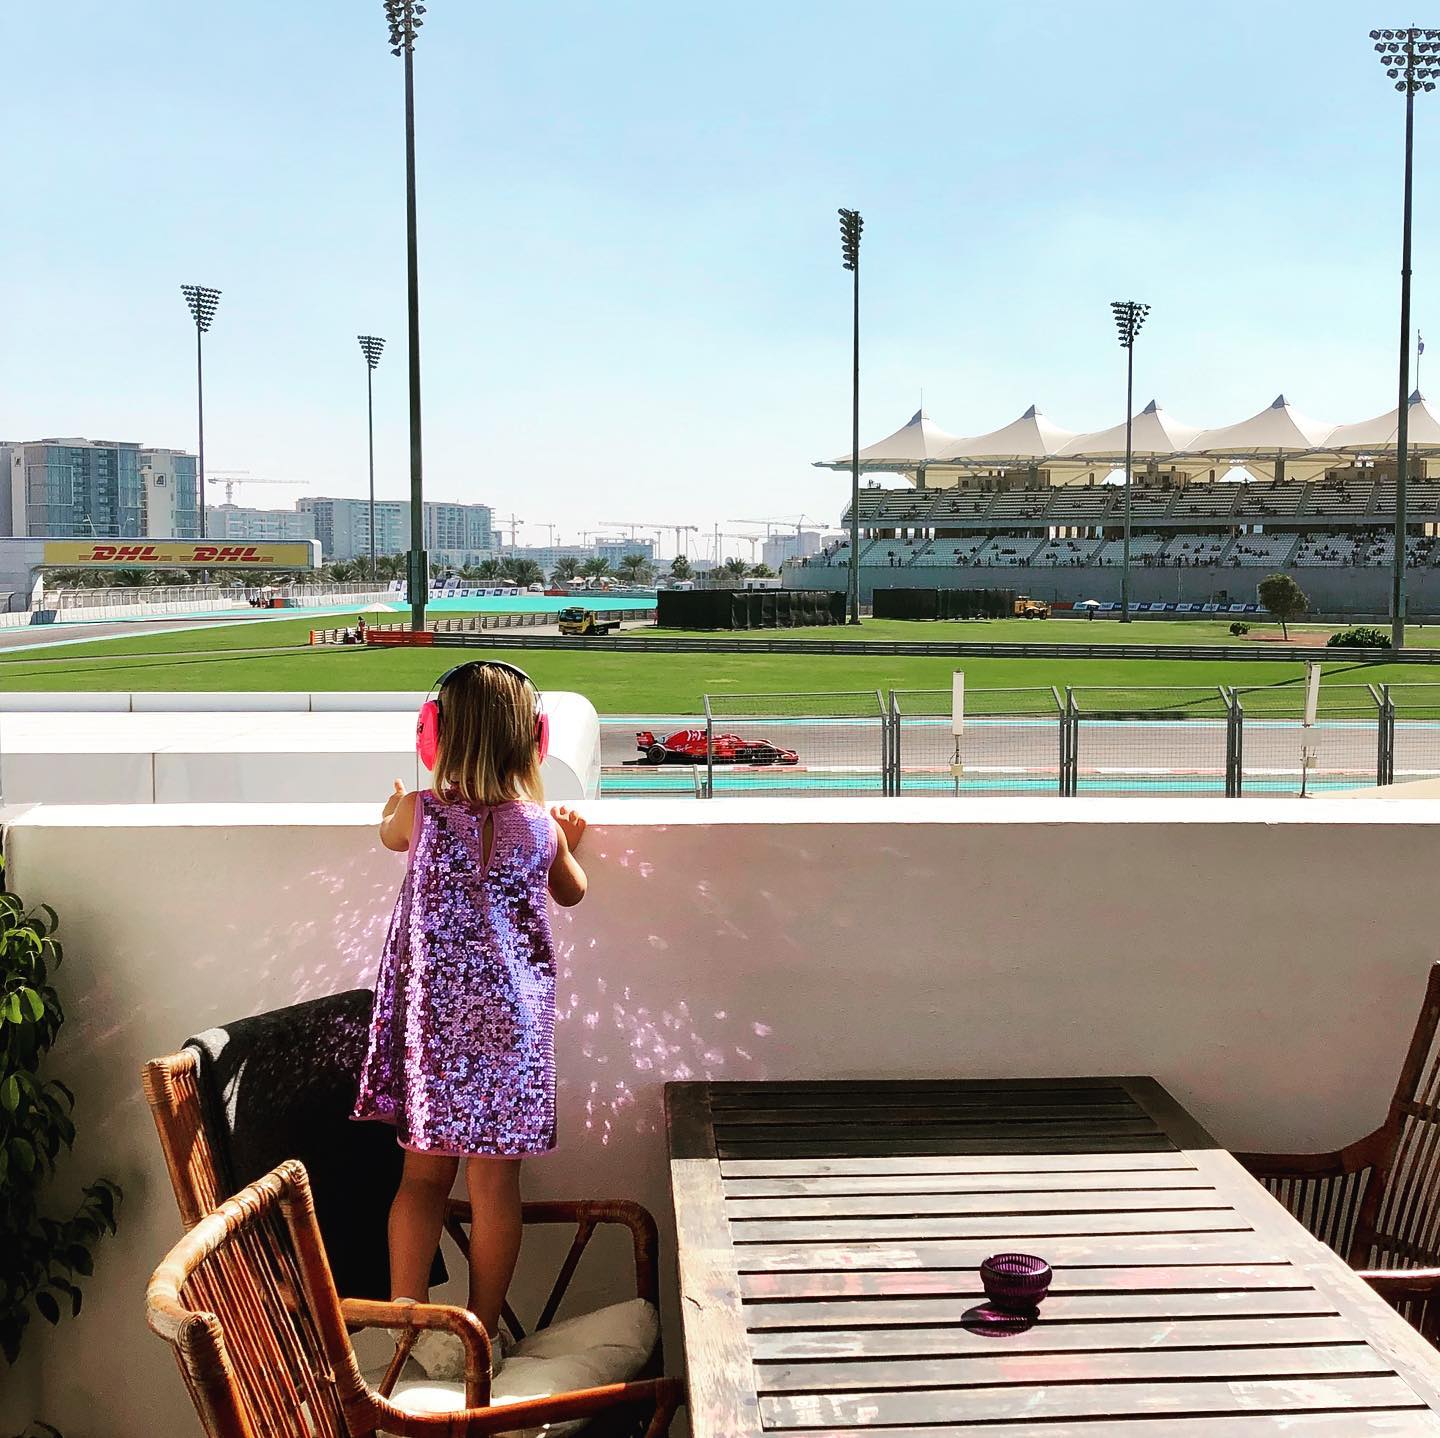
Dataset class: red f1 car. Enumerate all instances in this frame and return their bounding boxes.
[636,728,799,766]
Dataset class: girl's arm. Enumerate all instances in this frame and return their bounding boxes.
[380,781,418,852]
[548,805,588,907]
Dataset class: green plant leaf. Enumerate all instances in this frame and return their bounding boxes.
[35,1291,60,1325]
[21,988,45,1022]
[1,1074,19,1111]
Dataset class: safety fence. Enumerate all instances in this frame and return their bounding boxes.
[600,680,1426,800]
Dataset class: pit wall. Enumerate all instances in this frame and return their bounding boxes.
[2,798,1438,1433]
[788,563,1440,613]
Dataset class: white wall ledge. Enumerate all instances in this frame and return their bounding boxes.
[6,794,1440,830]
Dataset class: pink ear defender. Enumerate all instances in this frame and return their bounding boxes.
[416,661,549,770]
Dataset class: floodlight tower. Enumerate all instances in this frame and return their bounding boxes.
[181,285,221,540]
[839,207,863,624]
[1371,26,1439,649]
[1110,300,1150,624]
[384,0,428,630]
[357,335,386,580]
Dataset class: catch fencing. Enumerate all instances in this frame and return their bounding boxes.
[624,675,1410,800]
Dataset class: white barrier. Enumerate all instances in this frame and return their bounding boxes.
[0,693,601,804]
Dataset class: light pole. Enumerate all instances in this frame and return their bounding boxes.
[384,0,428,631]
[1111,300,1150,623]
[839,207,863,624]
[1372,28,1438,650]
[357,335,386,581]
[181,285,221,541]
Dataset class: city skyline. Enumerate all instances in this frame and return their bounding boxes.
[3,1,1435,556]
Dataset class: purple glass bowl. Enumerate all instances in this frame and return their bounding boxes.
[980,1253,1052,1311]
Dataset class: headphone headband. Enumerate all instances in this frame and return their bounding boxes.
[416,659,549,769]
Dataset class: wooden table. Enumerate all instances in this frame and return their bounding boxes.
[666,1077,1440,1436]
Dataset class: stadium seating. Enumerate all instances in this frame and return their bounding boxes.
[1226,533,1299,567]
[1370,481,1440,519]
[1303,478,1375,517]
[1162,534,1229,566]
[927,490,996,520]
[1364,533,1438,568]
[1029,537,1102,567]
[1238,482,1308,517]
[914,537,990,566]
[984,491,1054,520]
[1121,488,1178,520]
[972,536,1044,566]
[1046,488,1116,523]
[1091,535,1167,567]
[1169,485,1241,518]
[1293,532,1364,567]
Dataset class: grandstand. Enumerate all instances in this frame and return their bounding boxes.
[1029,536,1101,567]
[1092,535,1167,567]
[1163,534,1229,566]
[1292,532,1364,567]
[974,536,1043,566]
[1226,533,1299,567]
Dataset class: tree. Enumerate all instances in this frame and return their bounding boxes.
[748,563,775,578]
[1257,572,1308,639]
[579,557,611,581]
[670,554,693,581]
[508,558,545,587]
[472,558,507,582]
[617,553,655,586]
[552,556,581,583]
[723,557,750,579]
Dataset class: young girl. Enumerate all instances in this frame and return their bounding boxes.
[352,660,587,1354]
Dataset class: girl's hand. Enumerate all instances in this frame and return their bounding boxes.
[551,805,586,852]
[383,780,406,818]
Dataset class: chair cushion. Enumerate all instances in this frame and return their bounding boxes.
[388,1298,658,1437]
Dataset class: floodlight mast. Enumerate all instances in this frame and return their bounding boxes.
[1371,26,1439,649]
[358,335,386,581]
[181,285,221,542]
[384,0,428,629]
[1111,300,1150,625]
[839,208,863,624]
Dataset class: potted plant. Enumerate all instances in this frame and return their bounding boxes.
[1,856,120,1388]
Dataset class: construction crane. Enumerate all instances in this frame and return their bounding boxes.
[729,515,809,538]
[719,531,765,564]
[208,471,309,505]
[603,521,699,557]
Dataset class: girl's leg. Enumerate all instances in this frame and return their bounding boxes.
[389,1149,461,1302]
[463,1156,524,1336]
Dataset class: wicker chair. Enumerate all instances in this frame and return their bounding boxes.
[147,1159,683,1438]
[1237,961,1440,1342]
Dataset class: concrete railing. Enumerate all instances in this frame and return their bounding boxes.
[3,797,1440,1432]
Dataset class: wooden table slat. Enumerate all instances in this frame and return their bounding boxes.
[730,1211,1254,1243]
[725,1168,1218,1197]
[758,1374,1430,1428]
[718,1134,1177,1159]
[744,1289,1342,1328]
[774,1414,1440,1437]
[758,1342,1389,1393]
[750,1314,1360,1360]
[740,1261,1310,1301]
[726,1184,1229,1213]
[719,1151,1196,1178]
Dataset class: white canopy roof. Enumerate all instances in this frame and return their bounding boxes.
[1054,400,1203,461]
[938,405,1076,464]
[1327,390,1440,452]
[1186,395,1336,456]
[831,409,961,466]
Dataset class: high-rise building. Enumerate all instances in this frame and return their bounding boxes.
[2,438,145,538]
[763,530,825,568]
[206,503,316,543]
[0,439,201,539]
[297,496,494,564]
[596,537,655,568]
[138,448,199,538]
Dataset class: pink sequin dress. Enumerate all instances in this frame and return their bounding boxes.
[353,792,558,1156]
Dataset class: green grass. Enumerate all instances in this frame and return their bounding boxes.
[0,613,1433,713]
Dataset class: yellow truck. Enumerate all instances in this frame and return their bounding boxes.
[1013,595,1051,619]
[557,606,621,636]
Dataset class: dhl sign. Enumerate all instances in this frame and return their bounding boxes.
[42,540,320,570]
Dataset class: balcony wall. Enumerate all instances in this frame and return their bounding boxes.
[2,797,1439,1434]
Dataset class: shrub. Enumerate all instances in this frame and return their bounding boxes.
[1,857,120,1370]
[1229,621,1250,636]
[1328,625,1392,649]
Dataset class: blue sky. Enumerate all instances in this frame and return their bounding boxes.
[3,1,1435,555]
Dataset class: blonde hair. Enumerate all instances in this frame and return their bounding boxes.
[430,663,543,806]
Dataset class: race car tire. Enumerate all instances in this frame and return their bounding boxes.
[646,745,669,765]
